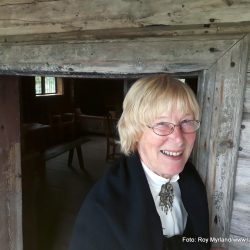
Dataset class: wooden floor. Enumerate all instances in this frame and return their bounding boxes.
[37,135,112,250]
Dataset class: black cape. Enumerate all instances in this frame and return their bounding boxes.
[69,153,210,250]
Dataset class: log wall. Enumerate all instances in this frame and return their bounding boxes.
[0,35,242,75]
[229,45,250,250]
[194,34,250,249]
[0,0,250,36]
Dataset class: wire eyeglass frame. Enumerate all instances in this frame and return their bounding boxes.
[147,120,200,136]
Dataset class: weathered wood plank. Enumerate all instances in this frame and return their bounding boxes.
[234,178,250,203]
[243,102,250,113]
[228,234,250,250]
[238,119,250,159]
[234,157,250,202]
[194,67,216,184]
[0,0,250,36]
[236,157,250,177]
[230,201,250,238]
[0,24,246,45]
[230,72,250,246]
[0,31,243,46]
[0,76,22,250]
[243,81,250,113]
[204,34,250,248]
[0,0,33,5]
[247,63,250,74]
[0,36,240,75]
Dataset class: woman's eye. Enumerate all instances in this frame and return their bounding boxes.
[154,122,166,127]
[155,123,168,129]
[181,119,191,124]
[159,123,172,129]
[157,122,166,126]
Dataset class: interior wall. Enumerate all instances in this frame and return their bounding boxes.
[21,77,125,124]
[73,78,124,116]
[21,76,74,124]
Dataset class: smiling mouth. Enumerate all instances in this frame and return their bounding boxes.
[160,150,183,157]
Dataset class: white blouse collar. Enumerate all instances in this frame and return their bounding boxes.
[141,161,179,188]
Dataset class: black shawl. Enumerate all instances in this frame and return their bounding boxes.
[69,153,210,250]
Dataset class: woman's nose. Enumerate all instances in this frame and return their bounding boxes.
[169,125,184,143]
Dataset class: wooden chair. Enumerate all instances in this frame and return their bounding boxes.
[105,112,120,161]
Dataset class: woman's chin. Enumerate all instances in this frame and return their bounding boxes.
[158,162,185,178]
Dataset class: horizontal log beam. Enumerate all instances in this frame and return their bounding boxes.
[0,36,241,75]
[0,0,250,36]
[0,23,248,45]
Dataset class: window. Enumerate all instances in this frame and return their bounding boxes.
[35,76,63,96]
[178,78,186,83]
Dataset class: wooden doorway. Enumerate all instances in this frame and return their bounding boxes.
[0,33,249,249]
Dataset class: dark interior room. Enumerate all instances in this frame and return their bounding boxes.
[20,75,197,250]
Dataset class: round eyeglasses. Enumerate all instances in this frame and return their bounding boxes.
[147,120,200,136]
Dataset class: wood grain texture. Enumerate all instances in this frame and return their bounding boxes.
[0,36,240,75]
[195,68,216,183]
[230,200,250,238]
[228,46,250,250]
[0,24,246,45]
[201,34,250,248]
[234,157,250,202]
[0,0,250,36]
[243,84,250,113]
[228,233,250,250]
[0,76,22,250]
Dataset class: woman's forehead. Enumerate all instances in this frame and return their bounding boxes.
[156,102,194,116]
[154,111,194,121]
[146,103,193,121]
[157,111,194,118]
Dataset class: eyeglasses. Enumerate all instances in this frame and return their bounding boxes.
[147,120,200,136]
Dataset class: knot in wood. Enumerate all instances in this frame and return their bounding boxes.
[230,61,235,67]
[219,139,234,150]
[209,47,219,53]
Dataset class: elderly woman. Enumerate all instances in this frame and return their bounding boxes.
[70,75,210,250]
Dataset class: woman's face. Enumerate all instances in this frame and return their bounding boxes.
[137,110,197,178]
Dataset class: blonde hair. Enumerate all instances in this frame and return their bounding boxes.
[117,74,200,155]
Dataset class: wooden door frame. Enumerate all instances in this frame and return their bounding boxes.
[0,33,249,248]
[0,76,22,250]
[195,34,249,247]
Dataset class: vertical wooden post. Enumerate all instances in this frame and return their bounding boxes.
[195,35,250,248]
[0,76,22,250]
[195,68,217,183]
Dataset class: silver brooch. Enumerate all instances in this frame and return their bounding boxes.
[159,182,174,215]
